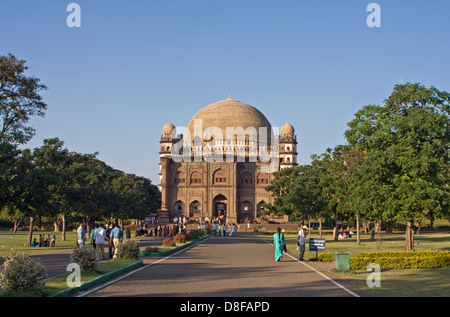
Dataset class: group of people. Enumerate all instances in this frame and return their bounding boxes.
[212,222,237,236]
[339,229,354,239]
[155,223,187,237]
[31,234,56,248]
[273,225,308,262]
[77,222,124,260]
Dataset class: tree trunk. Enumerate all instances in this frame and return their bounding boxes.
[13,218,22,233]
[385,221,393,234]
[86,216,91,238]
[416,221,422,235]
[405,220,415,251]
[376,220,382,249]
[308,216,311,238]
[318,217,323,239]
[61,214,66,241]
[363,220,370,234]
[356,214,361,245]
[53,220,60,232]
[27,217,34,246]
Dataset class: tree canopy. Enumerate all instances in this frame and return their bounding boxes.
[0,54,161,244]
[266,83,449,250]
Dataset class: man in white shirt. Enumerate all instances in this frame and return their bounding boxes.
[297,225,308,261]
[94,223,107,260]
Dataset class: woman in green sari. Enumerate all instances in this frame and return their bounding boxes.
[273,227,285,262]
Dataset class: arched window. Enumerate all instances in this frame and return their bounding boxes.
[257,173,269,185]
[213,169,228,185]
[240,201,252,214]
[174,171,186,185]
[174,201,185,215]
[189,201,201,217]
[257,201,266,216]
[190,172,202,185]
[240,172,253,185]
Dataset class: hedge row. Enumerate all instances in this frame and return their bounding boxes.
[349,251,450,270]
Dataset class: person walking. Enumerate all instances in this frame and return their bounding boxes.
[229,223,235,236]
[77,222,87,248]
[110,223,124,258]
[90,223,99,248]
[297,225,308,261]
[273,227,285,262]
[94,223,107,260]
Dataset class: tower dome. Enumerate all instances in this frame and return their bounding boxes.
[280,123,295,135]
[162,122,176,135]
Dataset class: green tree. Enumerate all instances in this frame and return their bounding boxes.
[311,145,364,243]
[30,138,111,240]
[264,165,330,235]
[106,172,161,227]
[264,167,304,220]
[8,149,55,245]
[0,54,47,145]
[345,83,450,250]
[292,164,330,238]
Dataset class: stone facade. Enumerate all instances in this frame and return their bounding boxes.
[158,98,297,224]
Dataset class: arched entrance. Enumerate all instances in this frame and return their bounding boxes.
[189,201,201,217]
[213,194,228,221]
[174,201,185,216]
[257,201,266,216]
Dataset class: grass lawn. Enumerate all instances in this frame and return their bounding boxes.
[333,267,450,297]
[0,228,149,259]
[0,229,80,259]
[260,230,450,260]
[43,258,140,296]
[259,230,450,297]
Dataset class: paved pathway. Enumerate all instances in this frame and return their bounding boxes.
[78,232,371,297]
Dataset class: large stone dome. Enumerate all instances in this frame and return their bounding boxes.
[186,98,273,143]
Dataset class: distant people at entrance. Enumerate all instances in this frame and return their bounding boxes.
[228,224,236,236]
[211,219,237,237]
[213,223,218,236]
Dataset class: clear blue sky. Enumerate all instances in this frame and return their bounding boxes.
[1,0,449,184]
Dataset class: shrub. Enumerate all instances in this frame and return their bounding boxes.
[318,252,334,262]
[173,233,187,244]
[189,228,208,239]
[162,238,177,247]
[144,246,159,253]
[173,232,193,243]
[71,247,98,271]
[115,239,140,259]
[349,251,450,270]
[0,252,47,295]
